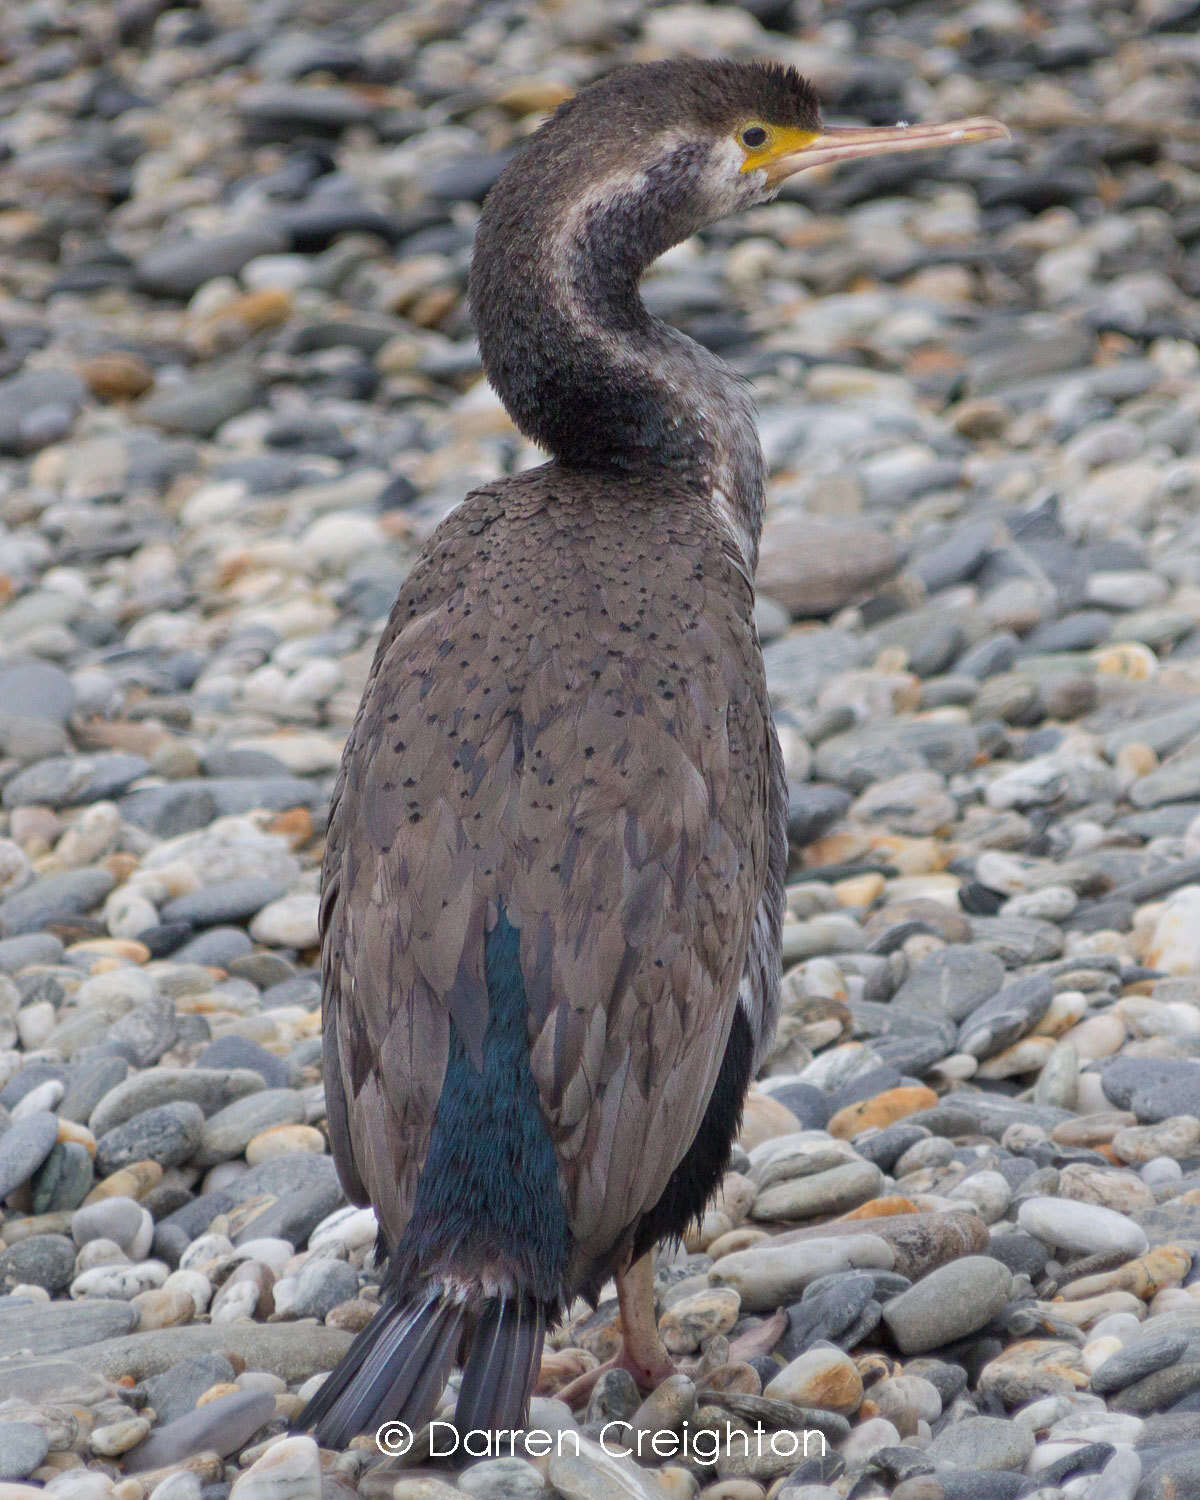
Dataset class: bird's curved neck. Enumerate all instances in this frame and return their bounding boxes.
[471,155,765,566]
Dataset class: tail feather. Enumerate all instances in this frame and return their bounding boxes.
[299,1288,466,1449]
[298,1286,548,1446]
[454,1294,546,1435]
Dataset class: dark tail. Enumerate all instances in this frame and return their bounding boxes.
[299,1285,465,1448]
[298,1285,547,1446]
[455,1294,546,1434]
[301,910,565,1445]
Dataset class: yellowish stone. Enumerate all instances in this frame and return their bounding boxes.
[803,831,871,868]
[83,1160,162,1203]
[707,1227,769,1260]
[1047,1291,1144,1327]
[79,352,154,402]
[57,1119,96,1155]
[132,1287,195,1330]
[1060,1012,1127,1059]
[495,78,574,115]
[832,872,886,908]
[1115,741,1157,784]
[1081,1335,1123,1374]
[1032,990,1088,1036]
[66,937,150,964]
[1092,642,1157,680]
[828,1086,937,1139]
[1059,1245,1191,1303]
[976,1036,1055,1078]
[197,1382,241,1406]
[244,1124,326,1166]
[883,874,960,906]
[737,1092,801,1152]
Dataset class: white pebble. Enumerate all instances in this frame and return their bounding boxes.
[71,1261,169,1300]
[1018,1197,1148,1259]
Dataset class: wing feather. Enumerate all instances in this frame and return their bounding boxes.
[320,473,771,1267]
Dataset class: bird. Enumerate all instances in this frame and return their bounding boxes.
[299,57,1007,1448]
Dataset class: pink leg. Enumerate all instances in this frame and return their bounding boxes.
[556,1251,677,1408]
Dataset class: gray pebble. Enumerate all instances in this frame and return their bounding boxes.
[95,1101,206,1175]
[891,946,1005,1023]
[0,369,86,455]
[124,1387,277,1472]
[0,1111,60,1196]
[106,995,180,1067]
[196,1035,291,1088]
[0,1297,136,1358]
[89,1066,265,1138]
[0,1233,76,1293]
[1091,1330,1190,1395]
[136,230,287,298]
[926,1414,1033,1471]
[137,1353,237,1423]
[958,974,1054,1059]
[72,1196,150,1252]
[172,927,257,966]
[882,1257,1012,1354]
[0,869,115,936]
[160,877,289,927]
[286,1257,359,1320]
[1,752,150,809]
[0,934,64,973]
[1100,1057,1200,1124]
[1088,1448,1141,1500]
[31,1139,94,1212]
[193,1088,307,1167]
[0,1420,49,1481]
[120,777,319,835]
[59,1053,130,1124]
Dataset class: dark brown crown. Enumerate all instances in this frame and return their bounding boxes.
[545,58,821,139]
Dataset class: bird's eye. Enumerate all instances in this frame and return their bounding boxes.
[740,125,768,149]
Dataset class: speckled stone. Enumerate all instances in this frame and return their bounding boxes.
[95,1101,205,1175]
[926,1414,1033,1471]
[882,1256,1012,1354]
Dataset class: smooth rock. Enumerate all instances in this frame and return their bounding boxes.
[882,1256,1013,1354]
[1017,1198,1149,1260]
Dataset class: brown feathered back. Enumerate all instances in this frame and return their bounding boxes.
[320,462,773,1288]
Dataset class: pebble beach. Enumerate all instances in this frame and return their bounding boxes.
[2,2,1200,1499]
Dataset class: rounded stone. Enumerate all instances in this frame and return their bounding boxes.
[659,1287,741,1355]
[752,1160,883,1222]
[763,1345,864,1415]
[828,1086,938,1139]
[0,1422,49,1481]
[456,1458,546,1498]
[926,1414,1034,1471]
[249,893,320,948]
[229,1434,322,1500]
[95,1102,206,1176]
[1091,1330,1189,1395]
[881,1256,1012,1354]
[194,1090,307,1167]
[0,1113,60,1197]
[1017,1197,1149,1260]
[0,1233,76,1294]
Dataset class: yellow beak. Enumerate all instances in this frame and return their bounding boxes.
[761,116,1011,186]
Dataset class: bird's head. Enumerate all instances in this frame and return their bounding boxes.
[479,59,1008,256]
[469,59,1008,474]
